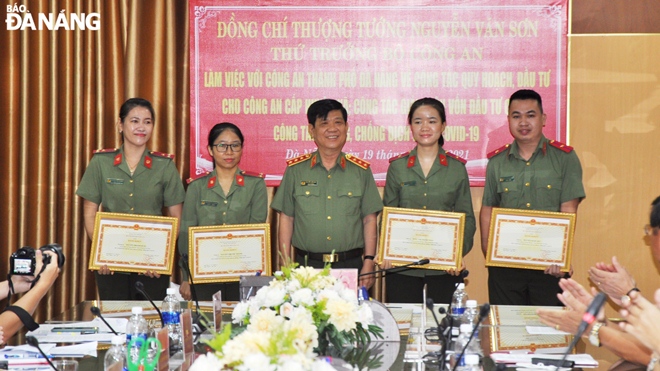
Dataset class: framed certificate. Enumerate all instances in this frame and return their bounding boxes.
[88,212,178,275]
[485,208,576,271]
[378,207,465,270]
[488,305,571,352]
[188,223,271,283]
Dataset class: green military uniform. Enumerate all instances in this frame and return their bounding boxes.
[483,135,585,305]
[178,168,267,301]
[383,146,476,303]
[76,146,185,300]
[271,151,383,269]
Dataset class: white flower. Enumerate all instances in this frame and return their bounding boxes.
[337,286,359,305]
[248,308,283,333]
[325,298,358,332]
[317,288,341,303]
[237,353,275,371]
[290,287,314,306]
[279,302,295,318]
[356,304,374,327]
[254,285,286,308]
[232,301,250,323]
[189,352,226,370]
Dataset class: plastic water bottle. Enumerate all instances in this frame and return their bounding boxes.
[451,283,468,321]
[162,288,182,352]
[453,323,482,368]
[461,354,481,371]
[462,300,479,335]
[126,307,148,363]
[104,335,127,371]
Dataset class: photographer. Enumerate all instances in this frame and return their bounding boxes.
[0,250,60,342]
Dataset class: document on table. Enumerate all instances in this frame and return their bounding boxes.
[27,318,128,343]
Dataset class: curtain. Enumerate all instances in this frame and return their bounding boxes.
[0,0,189,326]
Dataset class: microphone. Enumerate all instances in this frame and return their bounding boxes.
[90,306,118,335]
[134,281,164,327]
[451,303,491,371]
[358,258,430,277]
[26,336,57,370]
[554,292,607,369]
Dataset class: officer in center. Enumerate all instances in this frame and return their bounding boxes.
[271,99,383,289]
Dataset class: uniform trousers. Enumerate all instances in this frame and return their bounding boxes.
[192,282,240,302]
[96,272,170,301]
[488,267,564,306]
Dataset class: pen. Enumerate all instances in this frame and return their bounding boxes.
[4,354,50,359]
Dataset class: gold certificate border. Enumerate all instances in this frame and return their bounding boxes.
[488,305,571,352]
[188,223,271,283]
[378,206,465,270]
[88,212,178,275]
[485,208,575,272]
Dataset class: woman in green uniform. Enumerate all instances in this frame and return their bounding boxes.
[383,97,476,304]
[77,98,185,300]
[178,122,267,301]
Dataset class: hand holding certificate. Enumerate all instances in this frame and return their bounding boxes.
[485,208,576,271]
[88,212,178,275]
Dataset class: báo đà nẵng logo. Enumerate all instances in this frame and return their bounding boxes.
[6,4,100,31]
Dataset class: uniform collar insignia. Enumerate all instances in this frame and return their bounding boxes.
[407,156,416,168]
[439,154,448,166]
[113,153,122,166]
[207,176,216,189]
[144,155,152,169]
[310,153,318,168]
[236,173,245,187]
[340,155,346,169]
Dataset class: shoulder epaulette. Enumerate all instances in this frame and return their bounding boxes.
[186,171,210,185]
[345,154,370,170]
[241,170,266,178]
[388,151,410,163]
[487,144,510,159]
[445,152,467,164]
[149,151,175,159]
[93,148,118,154]
[548,140,573,153]
[286,153,312,166]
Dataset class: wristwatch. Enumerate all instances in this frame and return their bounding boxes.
[588,321,605,347]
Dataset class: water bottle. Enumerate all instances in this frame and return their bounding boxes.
[126,307,148,363]
[162,288,182,352]
[462,300,479,335]
[460,354,481,371]
[104,335,127,371]
[451,283,468,321]
[453,324,482,368]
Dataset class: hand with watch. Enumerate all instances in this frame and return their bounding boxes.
[588,256,637,306]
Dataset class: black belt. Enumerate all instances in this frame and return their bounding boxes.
[294,247,363,263]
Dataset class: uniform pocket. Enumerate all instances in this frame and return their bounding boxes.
[294,186,320,215]
[337,187,362,215]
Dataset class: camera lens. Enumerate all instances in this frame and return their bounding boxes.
[39,244,66,269]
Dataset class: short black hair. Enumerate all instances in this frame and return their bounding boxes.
[306,99,347,126]
[407,97,447,147]
[651,196,660,228]
[208,122,244,148]
[509,89,543,114]
[119,98,155,123]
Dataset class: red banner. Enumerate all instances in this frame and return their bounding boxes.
[190,0,568,186]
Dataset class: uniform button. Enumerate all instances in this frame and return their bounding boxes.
[526,203,531,207]
[526,162,530,166]
[525,182,530,187]
[348,192,352,196]
[130,207,134,211]
[223,223,226,225]
[328,174,331,179]
[224,200,228,204]
[305,191,310,195]
[424,180,428,184]
[423,193,427,197]
[223,212,226,215]
[327,196,332,200]
[422,206,427,209]
[327,216,332,220]
[129,193,133,197]
[130,179,134,183]
[547,185,552,189]
[327,236,331,241]
[504,188,509,192]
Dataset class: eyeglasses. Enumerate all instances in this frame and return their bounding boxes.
[644,224,659,236]
[213,143,242,152]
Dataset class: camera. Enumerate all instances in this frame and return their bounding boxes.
[9,244,66,276]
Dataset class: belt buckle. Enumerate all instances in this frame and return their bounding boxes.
[323,253,338,263]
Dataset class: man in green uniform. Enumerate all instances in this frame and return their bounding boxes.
[271,99,383,289]
[77,147,185,300]
[480,89,585,305]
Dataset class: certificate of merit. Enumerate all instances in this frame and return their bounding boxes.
[188,223,271,283]
[89,212,178,275]
[486,208,575,271]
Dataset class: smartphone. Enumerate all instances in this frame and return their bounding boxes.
[51,327,99,334]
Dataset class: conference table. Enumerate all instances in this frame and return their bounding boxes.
[26,301,583,370]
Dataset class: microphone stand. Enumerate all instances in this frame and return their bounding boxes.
[26,336,57,370]
[358,259,431,278]
[451,303,491,371]
[181,254,207,333]
[90,306,118,335]
[135,281,164,327]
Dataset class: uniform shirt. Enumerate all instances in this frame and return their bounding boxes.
[383,147,476,256]
[482,135,585,211]
[178,168,268,278]
[76,147,185,215]
[271,151,383,253]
